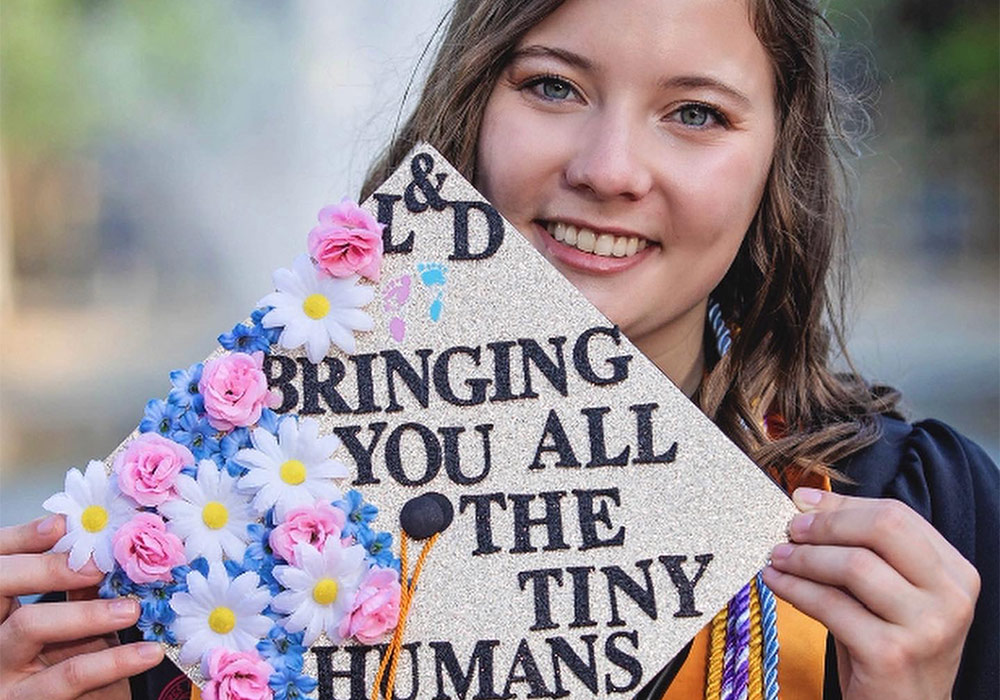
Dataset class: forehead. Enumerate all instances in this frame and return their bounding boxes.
[515,0,773,99]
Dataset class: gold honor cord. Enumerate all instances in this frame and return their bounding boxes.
[371,531,440,700]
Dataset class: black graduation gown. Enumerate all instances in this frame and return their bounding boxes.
[823,416,999,700]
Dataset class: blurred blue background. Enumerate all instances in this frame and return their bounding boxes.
[2,0,997,527]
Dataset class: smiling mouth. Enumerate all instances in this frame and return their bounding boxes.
[545,222,650,258]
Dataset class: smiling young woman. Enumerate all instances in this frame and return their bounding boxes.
[474,0,778,396]
[361,0,997,698]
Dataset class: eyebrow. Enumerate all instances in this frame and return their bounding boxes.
[509,45,594,72]
[658,75,752,109]
[509,44,753,109]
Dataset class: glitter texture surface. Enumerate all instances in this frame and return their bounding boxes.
[102,144,796,698]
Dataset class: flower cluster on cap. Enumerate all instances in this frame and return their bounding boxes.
[43,202,398,699]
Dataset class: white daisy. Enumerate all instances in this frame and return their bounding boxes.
[259,253,374,363]
[271,542,367,645]
[169,564,272,665]
[235,417,347,519]
[160,459,254,565]
[42,460,132,572]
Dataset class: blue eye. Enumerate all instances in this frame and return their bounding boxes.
[525,76,576,101]
[541,78,572,100]
[679,105,710,126]
[673,103,728,128]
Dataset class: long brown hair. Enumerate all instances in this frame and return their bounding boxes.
[361,0,900,480]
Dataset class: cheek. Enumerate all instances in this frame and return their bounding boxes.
[476,98,565,223]
[664,141,771,251]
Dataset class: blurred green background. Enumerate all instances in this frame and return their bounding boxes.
[2,0,997,526]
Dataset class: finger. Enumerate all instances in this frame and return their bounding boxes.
[1,596,19,626]
[37,631,121,669]
[769,542,915,623]
[8,641,164,700]
[0,598,140,669]
[0,516,66,555]
[761,564,887,658]
[789,489,943,587]
[0,553,104,598]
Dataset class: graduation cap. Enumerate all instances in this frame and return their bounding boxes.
[42,144,795,699]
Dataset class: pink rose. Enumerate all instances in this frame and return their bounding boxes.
[202,648,274,700]
[112,513,185,583]
[338,567,401,644]
[200,351,271,431]
[113,433,192,507]
[269,501,346,565]
[307,199,384,281]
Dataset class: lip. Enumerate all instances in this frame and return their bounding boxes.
[532,219,656,274]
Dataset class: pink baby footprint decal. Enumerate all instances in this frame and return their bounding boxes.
[383,274,412,342]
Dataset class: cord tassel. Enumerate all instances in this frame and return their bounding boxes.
[370,531,439,700]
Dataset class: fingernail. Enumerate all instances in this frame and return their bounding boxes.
[110,598,138,617]
[771,543,795,561]
[37,515,58,535]
[792,487,823,509]
[136,642,163,660]
[790,512,815,538]
[761,565,780,582]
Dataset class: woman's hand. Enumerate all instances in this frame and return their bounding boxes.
[0,515,164,700]
[762,488,980,700]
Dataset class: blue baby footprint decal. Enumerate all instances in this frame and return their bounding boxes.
[416,262,447,322]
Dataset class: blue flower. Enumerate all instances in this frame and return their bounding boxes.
[245,522,276,563]
[219,322,272,354]
[256,559,282,596]
[269,665,318,700]
[171,557,209,588]
[257,625,306,673]
[243,523,282,594]
[252,306,282,345]
[218,427,252,476]
[98,566,135,599]
[257,408,294,437]
[139,399,182,437]
[357,528,396,569]
[134,578,184,618]
[167,362,204,413]
[224,558,252,579]
[171,411,221,460]
[136,600,177,644]
[335,490,379,539]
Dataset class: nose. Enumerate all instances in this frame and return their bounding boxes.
[564,109,654,201]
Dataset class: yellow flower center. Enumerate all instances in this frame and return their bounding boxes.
[279,459,306,485]
[80,505,109,533]
[201,501,229,530]
[302,293,330,320]
[208,606,236,634]
[312,578,339,606]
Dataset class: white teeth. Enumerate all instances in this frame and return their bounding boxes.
[594,234,614,256]
[545,222,648,258]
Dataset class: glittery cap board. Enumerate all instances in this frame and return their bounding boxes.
[43,143,796,700]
